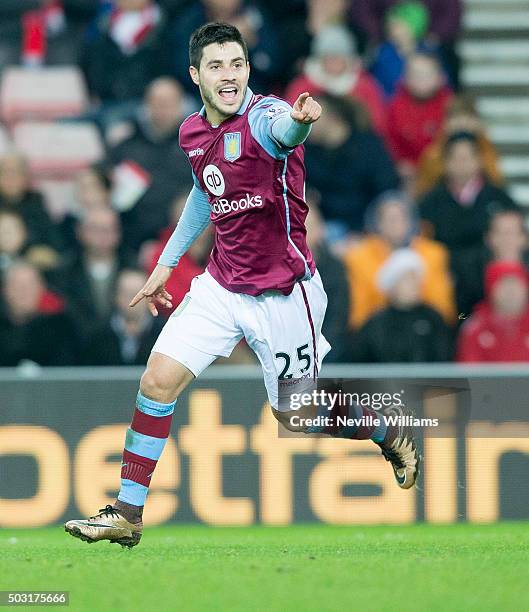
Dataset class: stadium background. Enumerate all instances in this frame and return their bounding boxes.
[1,0,529,528]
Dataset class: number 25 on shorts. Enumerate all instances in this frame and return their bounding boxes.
[275,344,311,379]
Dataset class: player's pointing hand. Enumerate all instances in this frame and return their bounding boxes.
[291,92,321,124]
[129,263,174,317]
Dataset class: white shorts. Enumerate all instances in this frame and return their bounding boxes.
[152,269,331,409]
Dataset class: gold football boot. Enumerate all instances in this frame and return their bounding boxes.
[376,405,421,490]
[64,505,142,548]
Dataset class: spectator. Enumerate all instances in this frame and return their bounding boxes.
[487,209,529,267]
[83,268,164,365]
[0,1,43,68]
[352,248,453,362]
[370,1,434,98]
[304,94,398,241]
[265,0,310,87]
[74,163,112,210]
[59,164,113,254]
[144,193,213,316]
[457,261,529,362]
[419,132,518,305]
[19,1,99,67]
[344,191,455,329]
[173,0,279,97]
[108,78,191,250]
[81,0,170,128]
[0,209,59,273]
[0,260,78,366]
[351,0,463,88]
[305,202,350,362]
[457,208,529,318]
[157,1,192,19]
[0,211,29,272]
[387,52,452,177]
[0,153,61,252]
[306,0,350,35]
[56,207,136,338]
[286,25,387,139]
[416,95,503,198]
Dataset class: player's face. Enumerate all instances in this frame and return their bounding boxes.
[190,41,250,124]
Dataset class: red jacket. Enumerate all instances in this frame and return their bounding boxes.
[285,71,388,139]
[387,84,453,165]
[457,301,529,362]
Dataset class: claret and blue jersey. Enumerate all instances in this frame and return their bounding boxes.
[159,87,316,296]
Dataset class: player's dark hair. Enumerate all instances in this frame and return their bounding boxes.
[189,22,248,69]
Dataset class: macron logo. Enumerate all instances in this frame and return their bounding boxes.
[189,148,204,158]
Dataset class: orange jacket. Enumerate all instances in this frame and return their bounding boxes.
[343,235,457,328]
[415,132,503,198]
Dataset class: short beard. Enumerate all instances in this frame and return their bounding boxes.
[199,81,244,122]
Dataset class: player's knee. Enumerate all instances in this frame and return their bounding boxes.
[140,368,177,404]
[140,352,194,403]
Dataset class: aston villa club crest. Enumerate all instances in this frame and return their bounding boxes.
[224,132,241,162]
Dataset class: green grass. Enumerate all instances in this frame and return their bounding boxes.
[1,524,528,611]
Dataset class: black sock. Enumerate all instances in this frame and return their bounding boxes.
[114,499,143,524]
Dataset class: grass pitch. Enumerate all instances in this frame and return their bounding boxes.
[1,523,528,611]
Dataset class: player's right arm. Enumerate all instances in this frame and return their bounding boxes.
[130,182,211,316]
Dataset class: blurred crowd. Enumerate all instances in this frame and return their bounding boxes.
[1,0,528,367]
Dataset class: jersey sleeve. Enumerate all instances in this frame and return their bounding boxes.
[248,98,311,160]
[157,181,211,268]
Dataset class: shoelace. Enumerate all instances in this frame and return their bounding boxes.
[89,504,120,521]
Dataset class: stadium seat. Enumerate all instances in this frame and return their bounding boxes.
[0,66,88,123]
[13,121,103,178]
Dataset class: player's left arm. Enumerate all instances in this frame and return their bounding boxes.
[271,92,321,147]
[248,93,321,159]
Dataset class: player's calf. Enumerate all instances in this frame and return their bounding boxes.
[272,384,420,489]
[272,405,318,432]
[65,353,194,546]
[64,385,175,546]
